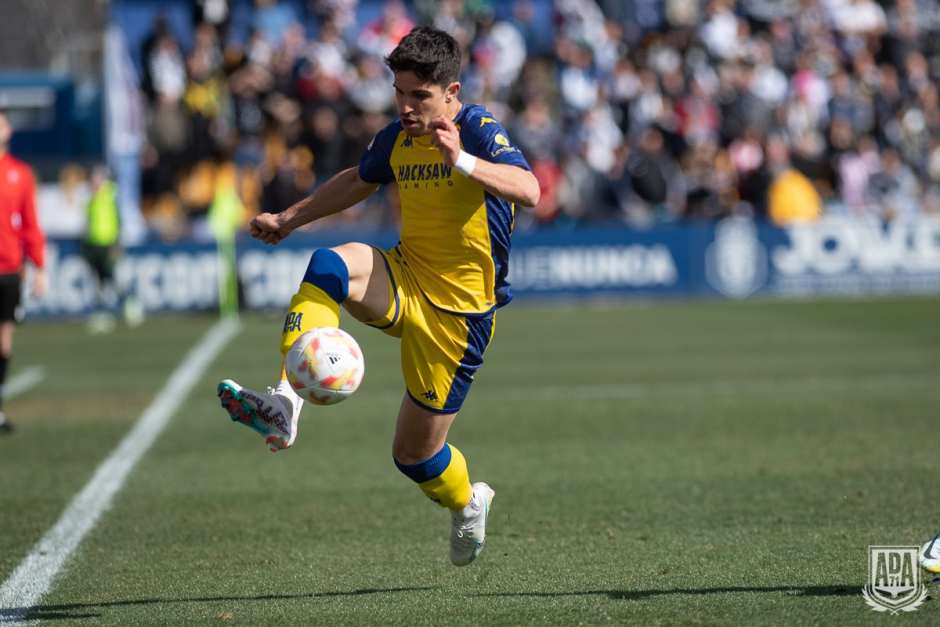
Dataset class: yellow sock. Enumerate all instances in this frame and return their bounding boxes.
[396,444,472,510]
[280,282,341,356]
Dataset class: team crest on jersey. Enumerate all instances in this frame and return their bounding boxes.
[494,133,510,147]
[283,312,304,333]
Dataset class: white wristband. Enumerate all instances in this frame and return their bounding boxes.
[454,150,477,177]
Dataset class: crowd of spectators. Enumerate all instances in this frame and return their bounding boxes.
[133,0,940,239]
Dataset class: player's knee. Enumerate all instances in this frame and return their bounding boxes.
[329,243,375,302]
[302,248,349,303]
[394,443,471,509]
[331,242,379,303]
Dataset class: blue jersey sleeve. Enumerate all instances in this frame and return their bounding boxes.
[358,122,400,185]
[459,110,531,171]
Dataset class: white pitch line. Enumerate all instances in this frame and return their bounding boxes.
[3,367,46,401]
[0,317,240,623]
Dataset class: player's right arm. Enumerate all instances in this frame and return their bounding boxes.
[250,123,399,245]
[249,167,378,245]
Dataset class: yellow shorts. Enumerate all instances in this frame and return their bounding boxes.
[366,245,496,414]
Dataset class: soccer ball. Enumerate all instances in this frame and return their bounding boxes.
[285,328,364,405]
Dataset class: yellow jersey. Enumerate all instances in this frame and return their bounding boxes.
[358,103,531,314]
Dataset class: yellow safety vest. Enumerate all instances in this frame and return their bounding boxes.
[86,181,120,246]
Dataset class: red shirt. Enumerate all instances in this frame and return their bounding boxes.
[0,152,44,274]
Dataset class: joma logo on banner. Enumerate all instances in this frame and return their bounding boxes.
[862,546,927,613]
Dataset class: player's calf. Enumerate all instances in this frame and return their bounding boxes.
[394,442,473,509]
[218,247,365,452]
[394,441,495,566]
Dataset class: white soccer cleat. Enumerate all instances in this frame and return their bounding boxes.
[920,532,940,575]
[217,379,302,452]
[450,482,495,566]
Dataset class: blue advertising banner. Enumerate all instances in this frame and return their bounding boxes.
[23,217,940,318]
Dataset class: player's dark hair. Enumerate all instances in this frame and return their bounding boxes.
[385,26,461,87]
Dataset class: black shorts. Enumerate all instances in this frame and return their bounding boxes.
[0,273,22,322]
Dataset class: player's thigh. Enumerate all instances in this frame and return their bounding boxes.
[400,305,494,415]
[392,393,457,464]
[331,243,391,323]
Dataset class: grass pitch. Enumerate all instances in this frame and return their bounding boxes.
[1,297,939,625]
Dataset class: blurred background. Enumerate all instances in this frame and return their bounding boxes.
[3,0,940,318]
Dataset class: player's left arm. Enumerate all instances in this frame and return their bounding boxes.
[20,168,47,297]
[429,117,540,207]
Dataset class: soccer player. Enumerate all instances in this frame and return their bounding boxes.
[217,26,539,566]
[82,165,144,332]
[0,111,47,434]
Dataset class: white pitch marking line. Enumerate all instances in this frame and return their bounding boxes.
[3,367,46,401]
[0,317,240,623]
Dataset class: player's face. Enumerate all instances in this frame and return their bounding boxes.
[392,71,459,136]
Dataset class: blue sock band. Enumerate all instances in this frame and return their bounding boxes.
[302,248,349,303]
[394,444,451,483]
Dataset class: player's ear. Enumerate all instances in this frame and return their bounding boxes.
[444,82,460,103]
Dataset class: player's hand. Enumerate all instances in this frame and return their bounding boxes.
[249,212,292,245]
[429,116,461,167]
[31,269,47,298]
